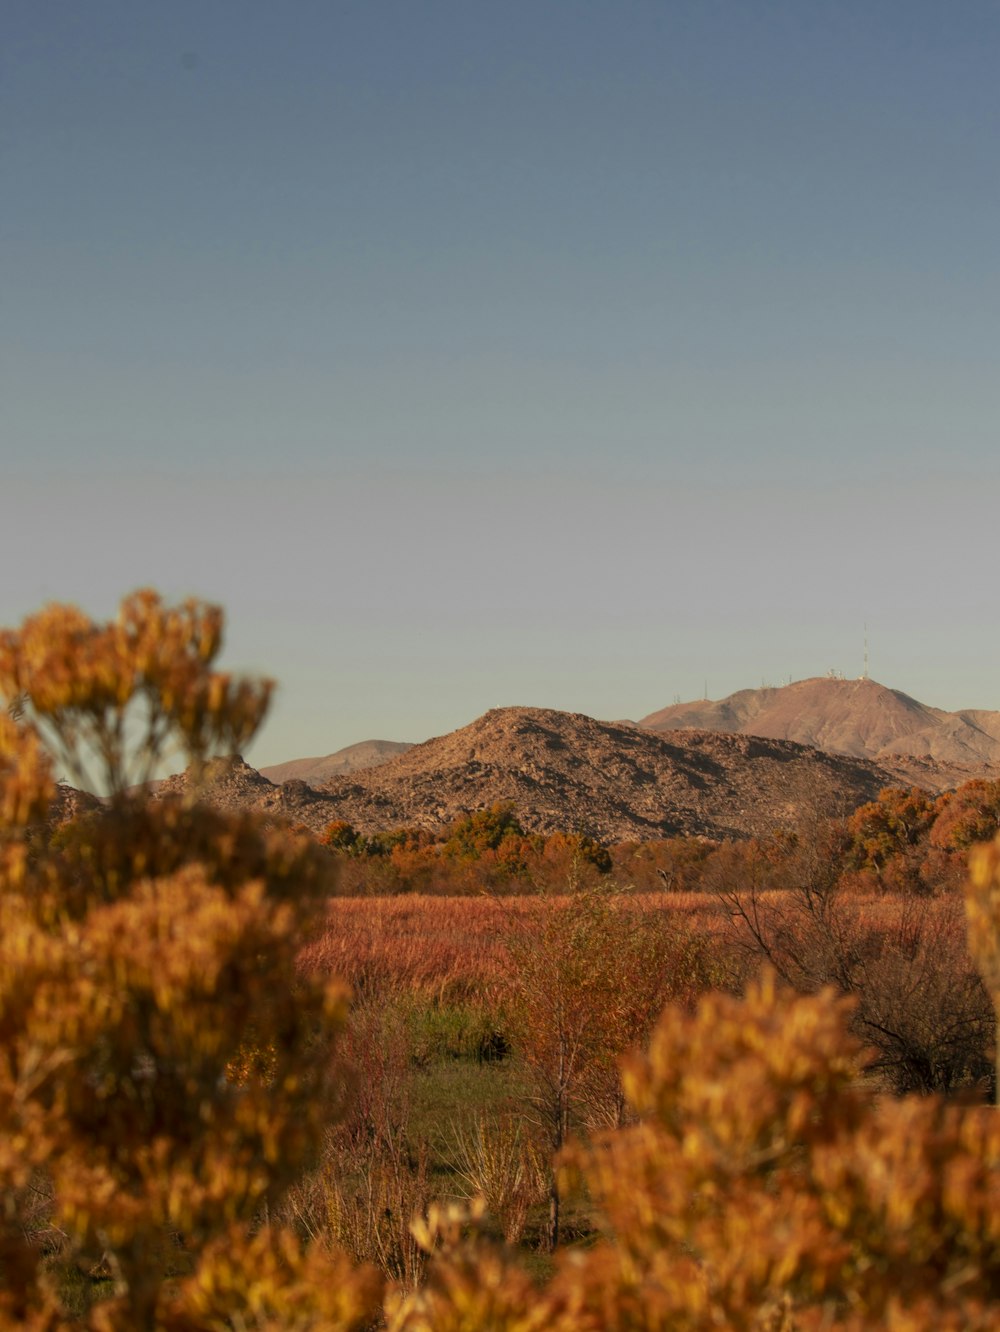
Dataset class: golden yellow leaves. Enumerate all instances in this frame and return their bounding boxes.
[0,589,358,1325]
[157,1226,382,1332]
[4,859,347,1255]
[965,835,1000,1113]
[0,712,54,830]
[544,964,1000,1330]
[386,1201,574,1332]
[625,970,865,1148]
[966,837,1000,1000]
[0,589,273,795]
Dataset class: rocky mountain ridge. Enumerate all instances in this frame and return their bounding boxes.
[156,706,902,844]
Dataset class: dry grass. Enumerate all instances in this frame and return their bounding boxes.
[302,891,729,1002]
[303,887,993,1100]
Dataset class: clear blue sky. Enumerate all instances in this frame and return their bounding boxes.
[3,1,999,766]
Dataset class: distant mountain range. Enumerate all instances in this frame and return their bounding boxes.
[259,740,413,786]
[158,706,898,844]
[638,676,1000,789]
[133,677,1000,845]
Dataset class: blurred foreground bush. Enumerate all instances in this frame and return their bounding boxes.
[0,592,380,1329]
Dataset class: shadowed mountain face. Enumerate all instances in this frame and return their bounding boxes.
[639,677,1000,791]
[156,707,900,844]
[259,740,413,786]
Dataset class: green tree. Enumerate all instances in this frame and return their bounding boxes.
[322,818,361,852]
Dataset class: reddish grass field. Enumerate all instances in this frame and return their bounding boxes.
[305,891,738,1001]
[302,888,974,1005]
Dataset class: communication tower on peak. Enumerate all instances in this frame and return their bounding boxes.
[862,623,870,681]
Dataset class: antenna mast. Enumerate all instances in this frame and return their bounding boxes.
[863,622,869,680]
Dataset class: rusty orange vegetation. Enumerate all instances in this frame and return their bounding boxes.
[301,889,954,1002]
[302,892,721,1000]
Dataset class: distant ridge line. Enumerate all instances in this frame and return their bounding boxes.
[639,676,1000,787]
[159,705,906,844]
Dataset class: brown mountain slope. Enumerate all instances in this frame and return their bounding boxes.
[49,783,104,822]
[640,677,1000,790]
[259,740,413,786]
[158,707,899,844]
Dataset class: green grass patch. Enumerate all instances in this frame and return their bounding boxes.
[409,1057,526,1171]
[401,996,508,1065]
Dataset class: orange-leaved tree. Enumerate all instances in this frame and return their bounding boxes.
[503,879,710,1249]
[932,778,1000,853]
[846,785,936,883]
[0,591,380,1330]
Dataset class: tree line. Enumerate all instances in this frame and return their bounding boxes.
[316,775,1000,898]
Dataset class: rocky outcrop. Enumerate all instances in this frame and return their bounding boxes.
[158,708,900,844]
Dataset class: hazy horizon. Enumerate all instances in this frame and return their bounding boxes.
[4,2,998,767]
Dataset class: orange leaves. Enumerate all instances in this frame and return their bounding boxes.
[0,602,119,713]
[5,850,349,1250]
[386,1202,574,1332]
[930,780,1000,852]
[0,712,54,830]
[144,1225,382,1332]
[624,971,864,1150]
[846,786,936,877]
[550,968,1000,1328]
[116,587,223,674]
[0,589,355,1324]
[0,589,272,795]
[966,837,1000,1001]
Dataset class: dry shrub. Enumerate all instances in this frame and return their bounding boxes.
[279,990,436,1290]
[501,881,715,1249]
[390,964,1000,1329]
[852,896,993,1095]
[708,834,994,1096]
[337,997,415,1157]
[448,1111,546,1245]
[282,1132,432,1293]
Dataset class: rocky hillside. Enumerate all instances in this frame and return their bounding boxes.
[49,782,104,822]
[259,739,413,786]
[640,677,1000,791]
[157,707,901,844]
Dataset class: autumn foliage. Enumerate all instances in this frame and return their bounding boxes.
[6,590,1000,1328]
[0,592,378,1329]
[323,802,615,895]
[317,775,1000,902]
